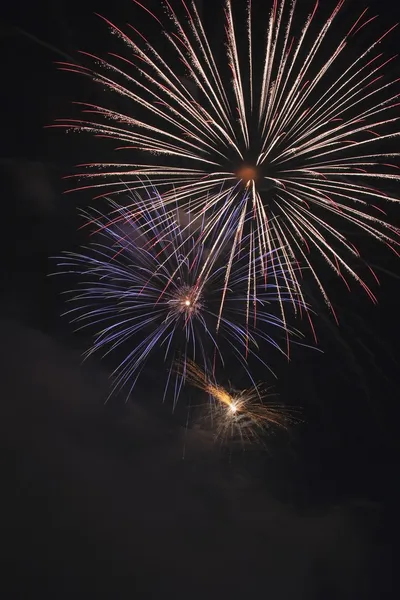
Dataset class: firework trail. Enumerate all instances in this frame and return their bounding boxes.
[56,189,306,406]
[54,0,400,317]
[178,359,300,445]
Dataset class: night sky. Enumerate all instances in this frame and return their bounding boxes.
[1,0,399,597]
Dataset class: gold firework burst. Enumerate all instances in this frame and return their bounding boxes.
[178,360,301,446]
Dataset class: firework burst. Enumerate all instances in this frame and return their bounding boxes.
[54,0,400,316]
[178,359,300,446]
[56,189,306,406]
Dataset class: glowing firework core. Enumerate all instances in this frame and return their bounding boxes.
[168,285,202,317]
[237,165,258,186]
[207,385,240,416]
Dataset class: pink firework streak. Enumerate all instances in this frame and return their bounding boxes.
[52,0,400,327]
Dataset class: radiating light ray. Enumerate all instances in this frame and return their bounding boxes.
[177,359,301,446]
[55,190,307,406]
[53,0,400,314]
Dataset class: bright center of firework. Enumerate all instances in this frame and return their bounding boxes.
[167,285,202,317]
[237,165,258,186]
[229,404,238,414]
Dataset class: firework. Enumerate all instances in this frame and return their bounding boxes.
[178,359,300,446]
[56,189,305,406]
[54,0,400,316]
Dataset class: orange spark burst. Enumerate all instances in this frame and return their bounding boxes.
[177,359,301,446]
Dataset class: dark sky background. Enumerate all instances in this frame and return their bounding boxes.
[0,0,399,597]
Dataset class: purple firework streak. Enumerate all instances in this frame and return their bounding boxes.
[56,190,309,406]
